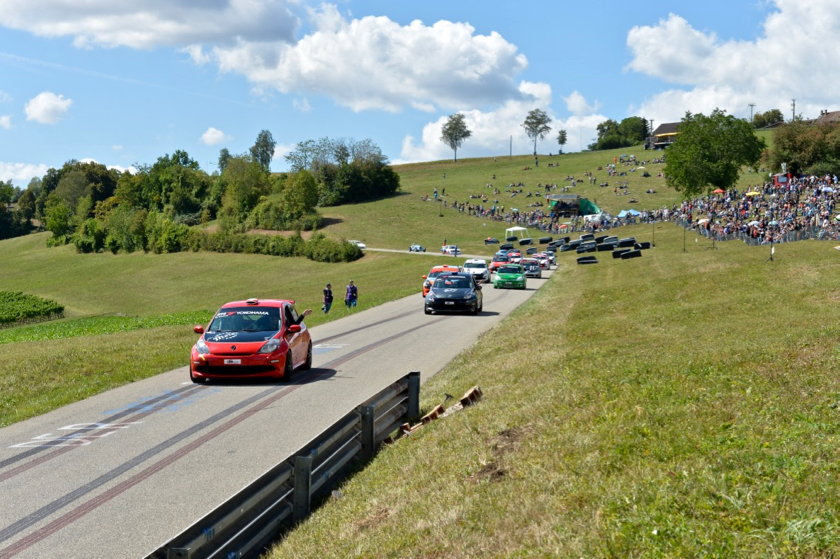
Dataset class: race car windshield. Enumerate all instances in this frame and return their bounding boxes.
[435,277,471,289]
[464,262,485,269]
[207,307,281,333]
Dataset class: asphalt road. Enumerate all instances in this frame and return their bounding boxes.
[0,267,553,558]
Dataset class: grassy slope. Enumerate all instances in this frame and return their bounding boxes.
[271,223,840,557]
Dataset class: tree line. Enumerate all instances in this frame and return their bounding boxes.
[0,131,399,261]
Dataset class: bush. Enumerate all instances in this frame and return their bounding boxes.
[73,217,107,253]
[0,291,64,326]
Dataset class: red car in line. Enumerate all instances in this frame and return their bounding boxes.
[489,255,510,274]
[189,298,312,383]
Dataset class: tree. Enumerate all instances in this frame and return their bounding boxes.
[522,109,552,154]
[753,109,784,129]
[218,148,231,173]
[284,139,317,172]
[283,170,319,220]
[664,109,766,198]
[250,130,276,172]
[556,130,567,153]
[440,113,472,162]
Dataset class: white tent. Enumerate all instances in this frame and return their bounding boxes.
[505,226,530,239]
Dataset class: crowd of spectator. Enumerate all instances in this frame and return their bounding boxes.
[421,157,840,245]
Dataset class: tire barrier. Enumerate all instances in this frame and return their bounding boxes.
[612,248,631,258]
[603,236,618,245]
[596,243,613,252]
[519,238,533,246]
[484,238,499,245]
[621,249,642,259]
[526,247,538,254]
[580,233,595,242]
[618,238,636,248]
[500,243,514,250]
[635,242,652,250]
[505,236,518,242]
[576,242,597,253]
[539,236,553,244]
[594,235,608,245]
[577,256,599,264]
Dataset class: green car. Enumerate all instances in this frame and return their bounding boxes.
[493,264,527,289]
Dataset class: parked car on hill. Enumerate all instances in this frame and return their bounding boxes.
[348,240,366,249]
[409,244,426,252]
[189,298,312,383]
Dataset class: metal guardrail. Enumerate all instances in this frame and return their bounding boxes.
[148,371,421,559]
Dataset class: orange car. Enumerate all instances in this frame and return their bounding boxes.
[422,265,462,296]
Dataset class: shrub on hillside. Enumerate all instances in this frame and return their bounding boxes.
[0,291,64,326]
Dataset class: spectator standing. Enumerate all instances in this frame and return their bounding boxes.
[322,283,333,314]
[345,280,358,309]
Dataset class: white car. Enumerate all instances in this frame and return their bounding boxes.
[463,258,490,283]
[441,245,461,255]
[348,240,366,249]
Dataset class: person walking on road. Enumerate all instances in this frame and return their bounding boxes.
[322,283,334,314]
[345,280,358,309]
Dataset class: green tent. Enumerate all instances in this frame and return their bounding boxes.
[546,194,601,217]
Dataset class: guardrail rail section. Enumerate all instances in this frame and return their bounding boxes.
[149,371,421,559]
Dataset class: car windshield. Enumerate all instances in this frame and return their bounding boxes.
[498,266,522,274]
[208,307,281,333]
[492,257,508,262]
[464,262,485,269]
[434,277,471,289]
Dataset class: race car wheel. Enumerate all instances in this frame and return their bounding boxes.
[283,352,294,381]
[302,341,312,370]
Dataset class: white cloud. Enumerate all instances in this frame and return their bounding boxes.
[0,0,298,50]
[1,2,529,114]
[0,116,10,129]
[210,5,528,112]
[200,126,231,145]
[0,90,10,103]
[25,92,72,124]
[627,2,840,123]
[273,142,295,162]
[112,144,123,151]
[292,98,311,113]
[397,81,608,163]
[0,162,48,184]
[563,91,600,116]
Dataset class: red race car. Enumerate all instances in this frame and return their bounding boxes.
[488,255,510,273]
[189,298,312,383]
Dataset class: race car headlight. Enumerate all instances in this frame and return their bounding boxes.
[464,291,476,300]
[427,293,436,301]
[258,338,281,354]
[195,338,210,355]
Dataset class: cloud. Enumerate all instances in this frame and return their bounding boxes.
[112,144,123,151]
[626,2,840,123]
[200,126,231,145]
[273,142,295,162]
[563,91,600,116]
[209,5,528,112]
[0,90,10,103]
[1,2,529,114]
[0,0,298,50]
[0,162,49,184]
[0,116,9,129]
[293,98,311,112]
[25,92,72,124]
[396,82,608,163]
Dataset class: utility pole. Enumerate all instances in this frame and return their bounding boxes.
[748,103,756,123]
[791,99,796,122]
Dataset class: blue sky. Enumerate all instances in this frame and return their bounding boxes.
[0,0,835,186]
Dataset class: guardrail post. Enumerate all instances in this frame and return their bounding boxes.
[293,455,312,523]
[408,371,420,420]
[361,405,375,461]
